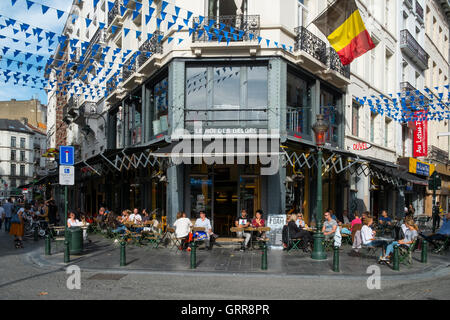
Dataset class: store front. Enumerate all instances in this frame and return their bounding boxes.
[185,164,261,236]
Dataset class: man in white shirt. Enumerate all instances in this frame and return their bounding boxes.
[195,211,215,250]
[129,208,142,224]
[173,212,193,250]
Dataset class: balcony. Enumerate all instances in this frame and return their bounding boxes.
[294,26,327,65]
[400,81,430,109]
[416,1,424,23]
[400,29,429,70]
[107,0,122,29]
[327,48,350,79]
[192,15,260,43]
[122,55,138,83]
[82,28,105,65]
[137,31,164,70]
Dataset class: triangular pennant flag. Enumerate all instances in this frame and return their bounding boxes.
[162,1,169,11]
[57,10,64,19]
[41,5,49,14]
[120,5,127,16]
[99,22,105,29]
[11,0,18,6]
[94,0,100,8]
[108,1,114,12]
[85,18,92,28]
[132,10,140,20]
[168,37,174,43]
[145,14,151,24]
[135,2,142,12]
[136,31,142,38]
[124,28,130,37]
[26,0,34,10]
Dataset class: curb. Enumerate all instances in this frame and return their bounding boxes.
[25,245,450,281]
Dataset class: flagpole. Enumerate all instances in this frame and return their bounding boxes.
[304,0,339,30]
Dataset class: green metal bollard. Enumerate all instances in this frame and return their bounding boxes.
[34,224,39,241]
[45,234,51,256]
[421,240,428,263]
[190,241,197,269]
[333,246,340,272]
[261,242,268,270]
[393,245,399,271]
[120,241,126,267]
[64,240,70,263]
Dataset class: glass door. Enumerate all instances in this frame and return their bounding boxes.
[189,174,213,220]
[238,174,259,218]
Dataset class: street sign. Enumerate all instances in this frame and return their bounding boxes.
[59,146,75,166]
[59,165,75,186]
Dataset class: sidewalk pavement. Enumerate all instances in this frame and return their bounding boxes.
[27,234,450,280]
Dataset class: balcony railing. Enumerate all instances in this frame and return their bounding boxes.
[106,72,120,96]
[400,81,416,93]
[108,0,120,26]
[137,31,164,67]
[122,55,137,82]
[416,1,424,22]
[192,15,260,43]
[327,48,350,78]
[81,28,105,68]
[294,26,327,64]
[400,29,429,70]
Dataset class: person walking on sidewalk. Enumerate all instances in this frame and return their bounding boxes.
[3,198,14,232]
[10,206,25,248]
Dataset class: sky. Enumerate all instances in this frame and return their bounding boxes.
[0,0,73,105]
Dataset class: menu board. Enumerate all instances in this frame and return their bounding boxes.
[266,214,286,247]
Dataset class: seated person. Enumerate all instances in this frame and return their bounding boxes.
[322,211,337,240]
[112,210,130,234]
[194,211,216,250]
[361,217,387,260]
[379,210,392,227]
[288,214,313,252]
[173,212,192,250]
[340,210,351,225]
[235,209,252,251]
[381,220,418,261]
[252,209,266,240]
[328,208,337,221]
[351,211,362,231]
[420,211,450,250]
[67,211,81,228]
[129,208,142,225]
[295,212,306,229]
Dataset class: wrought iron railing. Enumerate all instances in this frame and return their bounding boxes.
[122,55,137,82]
[137,31,164,67]
[108,0,120,26]
[192,15,260,43]
[400,81,416,93]
[400,29,429,68]
[106,72,121,95]
[82,27,105,66]
[294,26,327,64]
[327,48,350,78]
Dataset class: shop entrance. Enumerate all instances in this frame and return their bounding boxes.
[189,165,260,236]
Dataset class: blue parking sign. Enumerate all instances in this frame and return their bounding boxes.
[59,146,75,166]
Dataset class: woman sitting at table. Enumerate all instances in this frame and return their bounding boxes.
[67,211,81,228]
[361,217,387,261]
[112,210,130,234]
[252,209,266,240]
[380,220,418,262]
[288,214,313,252]
[295,212,306,229]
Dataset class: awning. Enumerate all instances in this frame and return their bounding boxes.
[370,163,428,186]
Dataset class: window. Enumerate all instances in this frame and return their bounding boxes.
[10,179,16,188]
[20,137,25,148]
[10,150,16,161]
[287,71,313,137]
[11,164,16,176]
[20,165,25,177]
[11,136,16,147]
[185,64,268,129]
[370,112,377,143]
[385,119,391,147]
[20,151,25,162]
[152,77,169,136]
[320,88,340,145]
[352,101,360,137]
[208,0,247,16]
[298,0,308,27]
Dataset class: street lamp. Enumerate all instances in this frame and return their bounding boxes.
[311,114,328,260]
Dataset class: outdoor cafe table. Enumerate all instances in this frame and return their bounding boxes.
[230,227,271,250]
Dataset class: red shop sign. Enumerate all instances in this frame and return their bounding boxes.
[413,111,428,157]
[352,143,372,151]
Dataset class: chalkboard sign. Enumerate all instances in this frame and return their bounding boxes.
[266,214,286,247]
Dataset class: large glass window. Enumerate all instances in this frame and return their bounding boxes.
[287,71,313,137]
[320,88,340,145]
[124,94,142,146]
[152,78,169,136]
[185,64,268,130]
[208,0,247,16]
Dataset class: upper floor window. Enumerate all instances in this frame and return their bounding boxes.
[185,63,268,130]
[152,77,169,136]
[352,101,360,137]
[11,164,16,176]
[20,137,25,149]
[11,150,16,161]
[11,136,16,148]
[20,151,25,162]
[208,0,247,16]
[286,71,313,138]
[320,87,340,145]
[20,165,25,177]
[124,94,142,146]
[298,0,308,27]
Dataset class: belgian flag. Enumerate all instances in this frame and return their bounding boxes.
[313,0,375,66]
